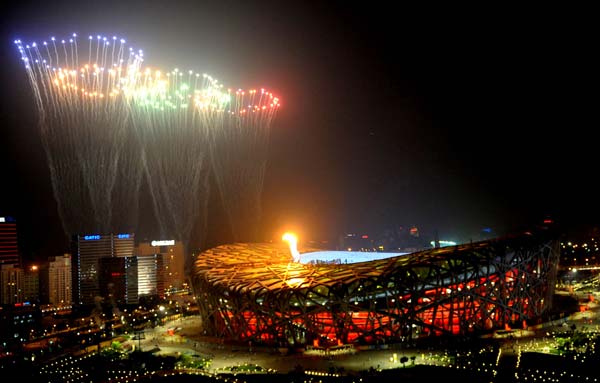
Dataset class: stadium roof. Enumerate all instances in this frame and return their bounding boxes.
[193,232,553,295]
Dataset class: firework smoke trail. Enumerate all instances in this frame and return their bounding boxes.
[14,34,145,236]
[125,69,228,275]
[206,87,281,242]
[111,127,145,233]
[15,32,281,269]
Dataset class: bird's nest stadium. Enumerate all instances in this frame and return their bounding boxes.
[192,230,560,347]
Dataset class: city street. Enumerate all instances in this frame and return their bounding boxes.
[123,294,600,377]
[129,315,446,374]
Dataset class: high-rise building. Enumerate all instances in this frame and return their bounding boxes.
[0,264,22,304]
[137,240,184,292]
[0,216,19,267]
[99,256,138,305]
[137,254,164,299]
[22,264,39,303]
[113,233,135,257]
[72,233,135,305]
[98,254,163,305]
[40,254,72,305]
[124,257,139,304]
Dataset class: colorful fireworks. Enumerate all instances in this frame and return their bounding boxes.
[14,33,280,269]
[15,34,144,235]
[208,87,281,241]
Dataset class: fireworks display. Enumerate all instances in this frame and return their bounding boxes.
[207,87,280,241]
[14,33,281,269]
[15,34,144,235]
[126,68,229,274]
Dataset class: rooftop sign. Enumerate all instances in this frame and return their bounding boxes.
[151,240,175,246]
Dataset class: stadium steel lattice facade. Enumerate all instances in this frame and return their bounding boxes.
[193,230,560,347]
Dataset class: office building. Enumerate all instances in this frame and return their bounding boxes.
[0,264,22,305]
[0,216,19,267]
[40,254,72,305]
[21,264,39,303]
[98,256,138,305]
[137,253,164,299]
[72,233,135,305]
[137,240,184,291]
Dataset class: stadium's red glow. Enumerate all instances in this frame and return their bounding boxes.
[194,231,559,347]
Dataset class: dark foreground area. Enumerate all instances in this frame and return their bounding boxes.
[7,364,488,383]
[7,348,600,383]
[145,366,487,383]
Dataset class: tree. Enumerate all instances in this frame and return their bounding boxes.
[400,356,409,367]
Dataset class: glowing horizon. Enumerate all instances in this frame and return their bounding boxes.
[298,250,410,265]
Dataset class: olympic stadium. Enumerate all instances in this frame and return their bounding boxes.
[192,229,560,347]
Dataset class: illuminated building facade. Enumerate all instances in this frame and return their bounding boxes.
[72,233,135,305]
[0,264,38,305]
[21,265,39,303]
[40,254,72,305]
[193,230,560,347]
[137,254,164,299]
[137,240,184,291]
[91,254,163,305]
[0,264,22,305]
[0,216,19,267]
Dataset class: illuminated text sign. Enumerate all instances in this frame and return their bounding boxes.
[151,240,175,246]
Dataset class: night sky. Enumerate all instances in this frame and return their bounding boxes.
[0,1,596,260]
